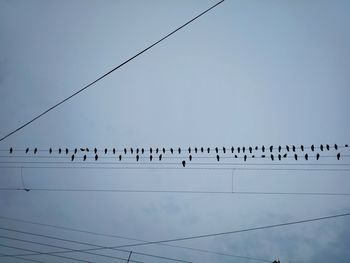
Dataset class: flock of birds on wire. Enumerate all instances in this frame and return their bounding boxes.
[5,144,348,167]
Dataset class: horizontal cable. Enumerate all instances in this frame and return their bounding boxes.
[0,252,47,263]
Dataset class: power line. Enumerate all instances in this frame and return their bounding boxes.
[0,216,272,262]
[0,0,225,143]
[1,212,349,254]
[1,188,350,196]
[0,252,47,263]
[0,235,189,263]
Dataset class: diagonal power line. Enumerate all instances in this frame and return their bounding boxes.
[0,0,225,143]
[1,212,349,257]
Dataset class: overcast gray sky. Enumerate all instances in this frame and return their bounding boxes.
[0,0,350,262]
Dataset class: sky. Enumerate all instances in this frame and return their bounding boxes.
[0,0,350,262]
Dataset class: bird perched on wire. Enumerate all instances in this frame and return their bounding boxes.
[269,146,273,152]
[195,147,198,154]
[124,148,127,154]
[150,155,153,162]
[305,154,308,160]
[49,148,52,154]
[301,145,304,151]
[156,148,159,154]
[83,155,87,161]
[26,148,29,154]
[105,148,108,154]
[159,154,162,161]
[292,145,296,152]
[286,145,290,152]
[337,153,340,160]
[262,145,265,152]
[311,144,315,151]
[242,146,246,153]
[119,155,122,161]
[334,144,338,150]
[215,147,218,153]
[278,154,281,161]
[142,148,145,154]
[65,148,69,154]
[9,147,13,154]
[316,153,320,160]
[320,144,324,151]
[270,154,274,161]
[71,155,74,161]
[294,154,298,160]
[216,155,220,162]
[231,147,234,153]
[207,147,210,153]
[237,147,240,153]
[94,148,97,154]
[163,148,166,154]
[283,153,287,158]
[249,147,252,153]
[278,146,281,152]
[136,155,139,162]
[201,147,204,153]
[188,147,191,154]
[244,155,247,162]
[223,147,226,154]
[113,148,116,154]
[326,144,330,151]
[34,148,37,154]
[261,155,266,158]
[178,148,181,154]
[130,148,133,154]
[58,148,62,154]
[182,160,186,167]
[170,148,174,154]
[189,155,192,161]
[95,154,98,161]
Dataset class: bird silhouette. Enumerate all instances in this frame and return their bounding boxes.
[286,145,290,152]
[159,154,162,161]
[249,147,252,153]
[86,148,89,152]
[301,145,304,151]
[94,148,97,154]
[201,147,204,153]
[80,148,85,152]
[150,155,153,162]
[189,155,192,161]
[305,154,308,160]
[9,147,13,154]
[255,146,258,150]
[278,154,281,161]
[294,154,298,160]
[95,154,98,161]
[215,147,218,153]
[113,148,116,154]
[269,146,273,152]
[237,147,240,153]
[270,154,274,161]
[142,148,145,154]
[136,148,139,154]
[278,146,281,152]
[216,155,220,162]
[283,153,287,158]
[119,155,122,161]
[34,148,37,154]
[188,147,191,154]
[136,155,139,162]
[345,144,349,147]
[124,148,127,154]
[316,153,320,160]
[156,148,159,154]
[71,155,74,161]
[74,148,77,154]
[105,148,108,154]
[83,155,87,161]
[261,155,266,158]
[26,148,29,153]
[223,147,226,154]
[195,147,198,153]
[320,144,324,151]
[163,148,166,154]
[262,146,265,152]
[207,148,210,153]
[326,144,330,151]
[235,155,238,158]
[292,145,296,152]
[130,148,133,154]
[182,160,186,167]
[252,155,255,158]
[337,153,340,160]
[59,148,62,154]
[242,146,246,153]
[178,148,181,154]
[334,144,338,150]
[231,147,234,153]
[244,155,247,162]
[65,148,69,154]
[48,148,52,154]
[311,145,315,151]
[170,148,174,154]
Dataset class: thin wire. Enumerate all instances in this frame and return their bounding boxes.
[0,252,47,263]
[0,216,272,262]
[0,235,188,263]
[1,212,349,254]
[1,188,350,196]
[0,0,225,143]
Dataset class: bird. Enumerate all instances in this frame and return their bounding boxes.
[113,148,116,154]
[231,147,234,153]
[311,145,315,151]
[334,144,338,150]
[182,160,186,167]
[188,147,191,154]
[136,155,139,162]
[216,155,220,162]
[278,154,281,161]
[286,145,290,152]
[150,155,153,162]
[170,148,174,154]
[345,144,348,147]
[83,155,87,161]
[301,145,304,151]
[95,154,98,161]
[130,148,133,154]
[252,155,255,158]
[249,147,252,153]
[74,148,77,154]
[201,147,204,153]
[215,147,218,153]
[86,148,90,152]
[94,148,97,154]
[159,154,162,161]
[223,147,226,154]
[270,154,274,161]
[255,146,258,150]
[163,148,166,154]
[244,155,247,162]
[294,154,298,160]
[278,146,281,152]
[65,148,69,154]
[71,155,74,161]
[189,155,192,161]
[235,155,238,158]
[58,148,62,154]
[337,153,340,160]
[124,148,127,154]
[242,146,245,153]
[305,154,308,160]
[9,147,13,154]
[261,155,266,158]
[34,148,37,154]
[283,153,287,158]
[326,144,330,151]
[80,148,85,152]
[156,148,159,154]
[195,147,198,153]
[178,148,181,154]
[142,148,145,154]
[292,145,296,152]
[320,144,324,151]
[237,147,240,153]
[269,146,273,152]
[26,148,29,153]
[316,153,320,160]
[105,148,107,154]
[207,148,210,153]
[136,148,139,154]
[48,148,51,154]
[119,155,122,161]
[262,146,265,152]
